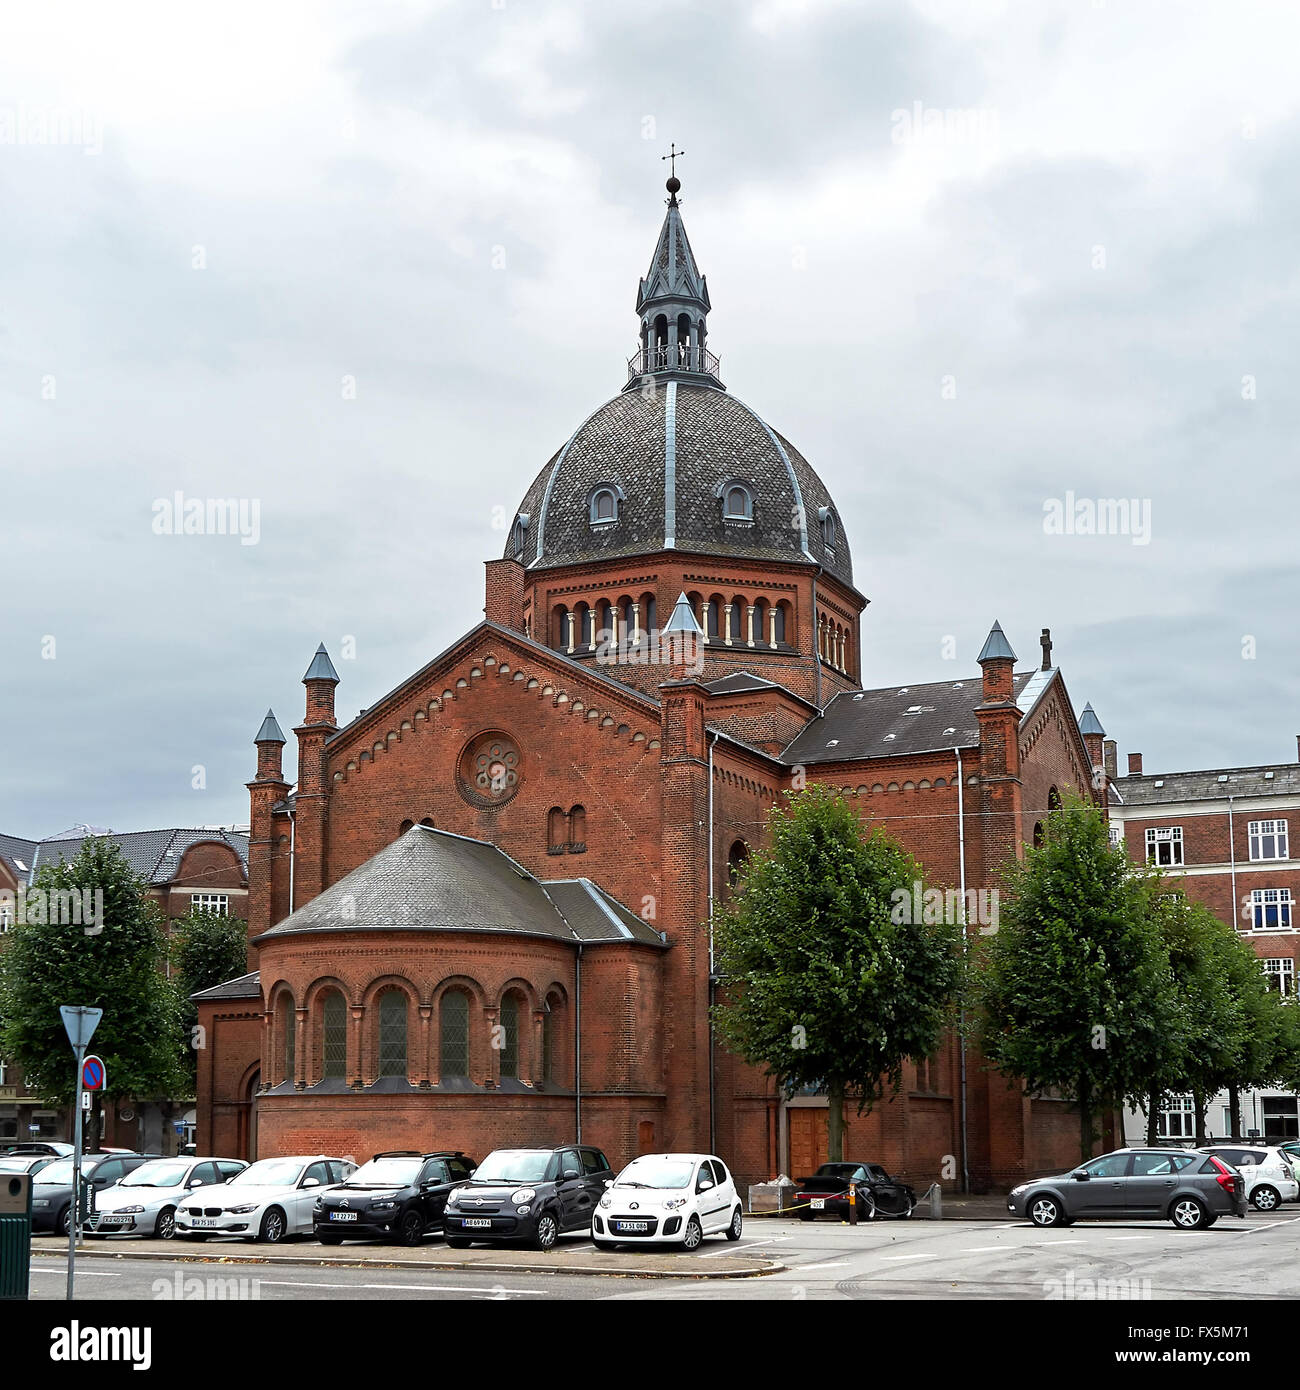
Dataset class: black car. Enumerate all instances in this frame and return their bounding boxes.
[442,1145,612,1250]
[794,1162,917,1220]
[313,1151,476,1246]
[30,1152,162,1235]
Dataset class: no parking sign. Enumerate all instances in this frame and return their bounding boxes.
[81,1056,105,1092]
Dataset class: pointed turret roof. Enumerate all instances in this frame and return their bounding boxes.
[1078,702,1105,737]
[977,621,1017,663]
[302,643,340,684]
[663,590,704,635]
[636,189,710,316]
[255,709,286,743]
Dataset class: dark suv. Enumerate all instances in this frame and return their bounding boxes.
[1007,1147,1247,1229]
[31,1153,162,1235]
[443,1145,612,1250]
[313,1151,476,1246]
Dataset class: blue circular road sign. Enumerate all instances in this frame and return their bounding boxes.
[81,1056,105,1091]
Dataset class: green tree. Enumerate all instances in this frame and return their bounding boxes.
[711,785,961,1161]
[978,792,1178,1161]
[169,905,249,1070]
[0,838,186,1148]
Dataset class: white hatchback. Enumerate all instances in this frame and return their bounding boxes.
[1198,1145,1300,1211]
[593,1153,743,1250]
[176,1155,357,1243]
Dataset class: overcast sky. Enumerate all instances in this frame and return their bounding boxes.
[2,0,1297,837]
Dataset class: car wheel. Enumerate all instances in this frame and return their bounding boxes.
[681,1215,703,1251]
[155,1207,177,1240]
[56,1205,71,1237]
[1251,1185,1281,1212]
[396,1209,425,1247]
[258,1207,288,1244]
[532,1212,559,1251]
[798,1210,815,1222]
[1029,1195,1064,1228]
[445,1237,472,1249]
[726,1206,743,1241]
[1171,1196,1209,1230]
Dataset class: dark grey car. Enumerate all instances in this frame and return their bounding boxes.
[1007,1147,1247,1230]
[30,1152,162,1234]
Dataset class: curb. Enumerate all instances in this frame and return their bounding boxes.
[30,1245,783,1281]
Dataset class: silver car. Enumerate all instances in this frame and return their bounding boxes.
[86,1156,247,1239]
[1007,1147,1247,1230]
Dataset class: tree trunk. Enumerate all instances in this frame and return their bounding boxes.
[1193,1087,1207,1146]
[827,1079,845,1162]
[1227,1083,1241,1140]
[1146,1088,1160,1146]
[1078,1082,1093,1162]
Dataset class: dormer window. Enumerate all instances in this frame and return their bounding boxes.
[819,505,838,548]
[589,485,622,526]
[511,513,529,558]
[716,478,755,524]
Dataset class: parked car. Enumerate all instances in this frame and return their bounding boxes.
[1008,1147,1247,1229]
[313,1151,475,1246]
[443,1146,611,1250]
[31,1152,162,1234]
[794,1162,916,1221]
[1197,1144,1299,1211]
[178,1154,357,1243]
[85,1156,247,1239]
[0,1154,57,1177]
[2,1141,74,1158]
[594,1153,743,1250]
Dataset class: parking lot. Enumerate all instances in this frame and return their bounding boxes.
[28,1206,1300,1301]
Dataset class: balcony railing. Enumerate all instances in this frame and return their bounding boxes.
[626,343,722,382]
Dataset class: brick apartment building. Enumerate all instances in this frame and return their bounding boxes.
[1108,749,1300,1144]
[0,824,248,1152]
[194,174,1108,1192]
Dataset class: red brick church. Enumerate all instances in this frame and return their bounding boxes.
[196,173,1103,1191]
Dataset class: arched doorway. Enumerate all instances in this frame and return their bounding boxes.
[237,1066,260,1161]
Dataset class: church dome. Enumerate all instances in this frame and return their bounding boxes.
[507,382,852,587]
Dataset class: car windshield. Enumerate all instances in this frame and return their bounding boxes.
[472,1151,554,1183]
[348,1158,421,1186]
[34,1159,80,1184]
[229,1159,306,1187]
[616,1157,695,1190]
[120,1161,189,1188]
[0,1157,42,1174]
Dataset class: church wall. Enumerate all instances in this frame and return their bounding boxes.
[1018,683,1098,837]
[195,1000,262,1159]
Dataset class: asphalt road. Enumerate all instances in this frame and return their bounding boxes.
[26,1207,1300,1301]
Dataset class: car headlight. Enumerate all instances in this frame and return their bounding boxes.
[664,1197,688,1210]
[370,1200,396,1211]
[227,1204,258,1215]
[599,1193,613,1208]
[1009,1185,1028,1197]
[32,1199,49,1208]
[512,1189,536,1205]
[119,1205,145,1214]
[516,1205,531,1215]
[446,1193,460,1207]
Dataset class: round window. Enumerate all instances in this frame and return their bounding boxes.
[457,731,522,807]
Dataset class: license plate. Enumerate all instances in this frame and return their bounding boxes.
[463,1218,492,1229]
[615,1221,648,1232]
[190,1218,219,1228]
[100,1215,131,1225]
[329,1211,358,1222]
[811,1199,825,1210]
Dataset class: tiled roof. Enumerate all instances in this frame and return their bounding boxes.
[17,828,249,887]
[254,825,666,949]
[0,832,37,881]
[781,671,1035,765]
[507,383,854,588]
[191,971,262,1002]
[1114,764,1300,806]
[543,879,666,947]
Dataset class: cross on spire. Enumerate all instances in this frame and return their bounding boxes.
[661,143,686,179]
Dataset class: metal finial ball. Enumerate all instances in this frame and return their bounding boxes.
[666,175,681,194]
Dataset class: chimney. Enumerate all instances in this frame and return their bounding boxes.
[1103,739,1118,781]
[1040,628,1052,671]
[1128,752,1143,776]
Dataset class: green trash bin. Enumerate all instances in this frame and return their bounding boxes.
[0,1172,32,1301]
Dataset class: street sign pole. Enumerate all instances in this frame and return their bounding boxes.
[59,1006,102,1303]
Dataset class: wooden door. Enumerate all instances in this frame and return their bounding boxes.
[788,1108,828,1178]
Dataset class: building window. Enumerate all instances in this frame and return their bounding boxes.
[321,993,346,1080]
[0,901,11,932]
[511,513,528,558]
[722,482,753,521]
[1249,819,1289,861]
[499,995,520,1079]
[568,805,586,854]
[819,505,838,547]
[191,894,229,915]
[541,1007,555,1086]
[1248,888,1293,931]
[1108,824,1122,847]
[547,807,567,855]
[1159,1094,1195,1139]
[378,991,408,1078]
[1145,826,1184,867]
[282,996,296,1085]
[589,487,619,525]
[439,989,470,1081]
[1264,958,1295,996]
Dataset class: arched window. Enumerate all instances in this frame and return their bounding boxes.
[754,597,770,645]
[541,995,558,1086]
[705,597,721,641]
[440,989,470,1081]
[1033,821,1045,848]
[281,993,296,1085]
[1048,785,1062,812]
[547,807,567,855]
[639,591,656,635]
[596,599,613,643]
[378,990,407,1078]
[819,505,838,548]
[321,992,346,1080]
[723,483,754,521]
[728,840,750,894]
[399,819,414,835]
[511,513,528,558]
[551,604,569,650]
[728,596,745,643]
[775,601,789,645]
[499,994,520,1079]
[419,817,435,828]
[569,805,587,852]
[590,488,618,524]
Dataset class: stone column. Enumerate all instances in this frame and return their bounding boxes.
[566,610,576,655]
[723,603,733,646]
[746,605,756,647]
[768,606,778,648]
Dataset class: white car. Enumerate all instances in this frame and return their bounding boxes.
[593,1153,744,1250]
[86,1156,247,1239]
[1198,1145,1300,1211]
[176,1155,356,1243]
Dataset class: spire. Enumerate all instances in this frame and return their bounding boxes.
[302,643,340,684]
[664,590,704,635]
[1078,702,1105,737]
[626,156,722,390]
[254,709,285,744]
[977,621,1017,664]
